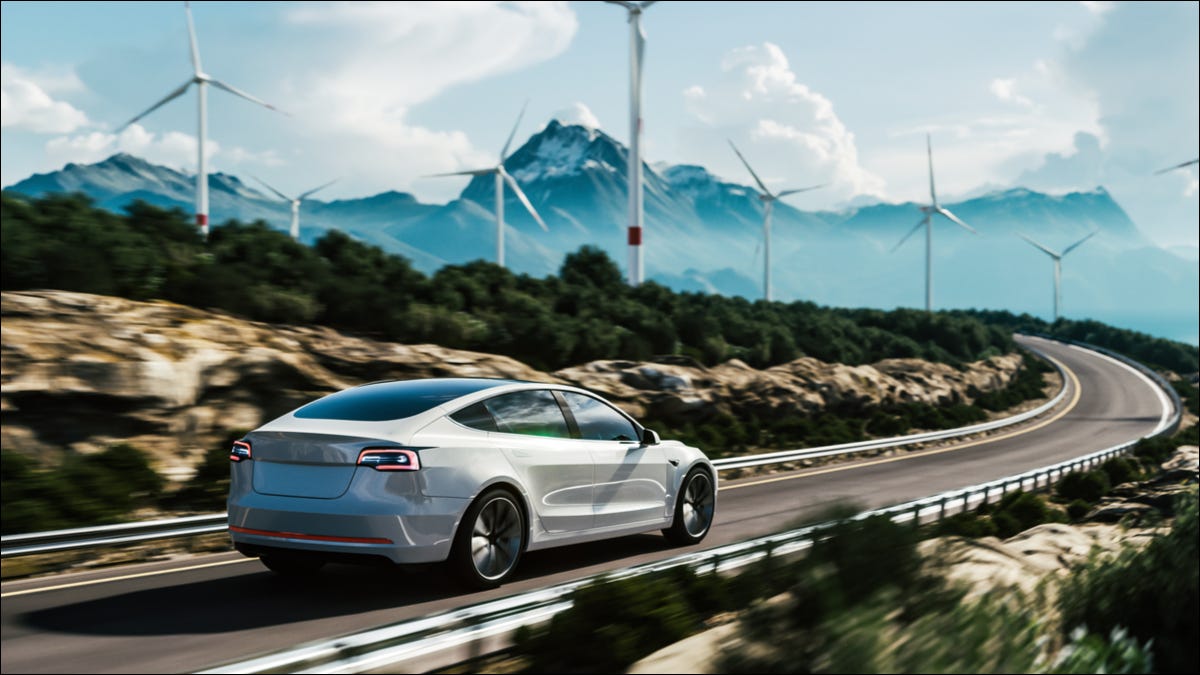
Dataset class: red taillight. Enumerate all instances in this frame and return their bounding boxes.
[230,440,252,462]
[357,448,420,471]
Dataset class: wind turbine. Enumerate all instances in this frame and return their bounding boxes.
[253,177,337,241]
[728,140,823,301]
[605,0,657,286]
[1154,158,1199,175]
[1018,231,1097,322]
[427,103,548,268]
[119,1,285,238]
[892,134,979,312]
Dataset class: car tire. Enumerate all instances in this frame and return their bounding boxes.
[663,467,715,546]
[450,487,527,589]
[260,553,325,577]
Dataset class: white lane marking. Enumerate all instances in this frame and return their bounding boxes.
[0,557,254,599]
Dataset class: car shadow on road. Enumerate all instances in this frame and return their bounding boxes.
[19,533,675,638]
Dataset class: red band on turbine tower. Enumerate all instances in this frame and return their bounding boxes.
[628,226,642,246]
[196,214,209,227]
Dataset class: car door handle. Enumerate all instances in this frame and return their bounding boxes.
[668,459,679,466]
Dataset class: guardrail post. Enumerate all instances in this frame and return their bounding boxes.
[938,496,947,521]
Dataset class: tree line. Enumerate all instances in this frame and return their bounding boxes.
[3,192,1194,374]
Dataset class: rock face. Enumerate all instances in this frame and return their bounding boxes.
[1,291,1023,479]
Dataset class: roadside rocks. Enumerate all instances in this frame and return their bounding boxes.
[2,290,1024,480]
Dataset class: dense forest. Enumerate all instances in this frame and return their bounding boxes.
[3,192,1196,374]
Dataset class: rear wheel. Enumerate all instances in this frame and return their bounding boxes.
[260,553,325,577]
[450,488,526,589]
[663,468,715,545]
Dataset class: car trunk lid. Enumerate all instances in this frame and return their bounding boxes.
[247,431,380,499]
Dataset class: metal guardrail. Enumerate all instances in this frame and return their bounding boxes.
[0,514,228,558]
[1,340,1071,559]
[202,397,1182,675]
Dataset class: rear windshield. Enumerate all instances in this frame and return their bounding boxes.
[295,379,511,421]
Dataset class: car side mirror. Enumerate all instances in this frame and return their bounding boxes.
[641,428,661,446]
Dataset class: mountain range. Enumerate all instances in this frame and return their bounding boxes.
[6,119,1198,344]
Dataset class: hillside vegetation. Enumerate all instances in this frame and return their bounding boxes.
[5,192,1194,373]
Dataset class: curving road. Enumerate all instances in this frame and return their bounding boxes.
[0,336,1170,674]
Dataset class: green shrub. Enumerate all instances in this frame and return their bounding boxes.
[1057,470,1111,504]
[1067,499,1093,521]
[1058,487,1198,674]
[1100,456,1141,487]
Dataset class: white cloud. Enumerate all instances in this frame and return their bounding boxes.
[278,1,578,199]
[990,78,1036,110]
[681,42,885,206]
[1,62,90,134]
[551,102,600,130]
[44,124,281,172]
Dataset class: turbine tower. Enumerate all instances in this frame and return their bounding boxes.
[1154,158,1199,174]
[892,134,979,312]
[728,140,823,302]
[428,103,548,268]
[606,0,657,286]
[1018,231,1097,322]
[253,177,337,241]
[120,1,285,238]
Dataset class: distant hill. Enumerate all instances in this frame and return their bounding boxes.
[6,120,1197,343]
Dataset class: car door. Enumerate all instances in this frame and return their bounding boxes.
[558,391,671,528]
[471,390,595,533]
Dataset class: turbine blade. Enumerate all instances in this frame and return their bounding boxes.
[1018,233,1060,259]
[1061,230,1098,257]
[936,207,977,234]
[776,184,826,198]
[299,178,338,201]
[892,217,926,253]
[1154,158,1199,175]
[603,0,637,8]
[119,79,193,130]
[728,140,771,196]
[500,100,529,161]
[424,168,494,178]
[927,133,937,206]
[185,1,202,75]
[502,170,549,232]
[252,175,292,202]
[207,78,287,115]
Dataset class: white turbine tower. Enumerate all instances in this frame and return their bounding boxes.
[253,177,337,241]
[1018,231,1097,322]
[728,140,823,302]
[892,134,979,312]
[119,1,285,238]
[427,103,548,268]
[1154,158,1199,174]
[606,0,657,286]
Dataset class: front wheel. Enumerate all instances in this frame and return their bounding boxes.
[663,468,715,545]
[450,488,527,589]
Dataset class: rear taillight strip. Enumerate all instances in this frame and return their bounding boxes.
[356,448,420,471]
[229,525,393,545]
[230,440,252,462]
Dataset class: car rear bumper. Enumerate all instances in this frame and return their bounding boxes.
[227,491,470,564]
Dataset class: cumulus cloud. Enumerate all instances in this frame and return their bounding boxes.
[44,124,279,172]
[990,78,1036,110]
[1,62,90,133]
[681,42,884,206]
[277,1,578,199]
[1021,2,1198,246]
[551,102,600,129]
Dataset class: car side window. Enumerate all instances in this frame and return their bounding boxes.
[561,392,639,442]
[481,390,571,438]
[450,401,499,432]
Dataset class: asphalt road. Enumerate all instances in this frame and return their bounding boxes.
[0,336,1170,674]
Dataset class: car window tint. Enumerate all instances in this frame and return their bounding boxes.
[561,392,639,441]
[450,401,499,432]
[484,390,570,438]
[295,379,510,421]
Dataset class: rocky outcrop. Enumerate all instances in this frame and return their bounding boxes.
[1,290,1024,479]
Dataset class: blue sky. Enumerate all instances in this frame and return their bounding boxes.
[2,1,1197,251]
